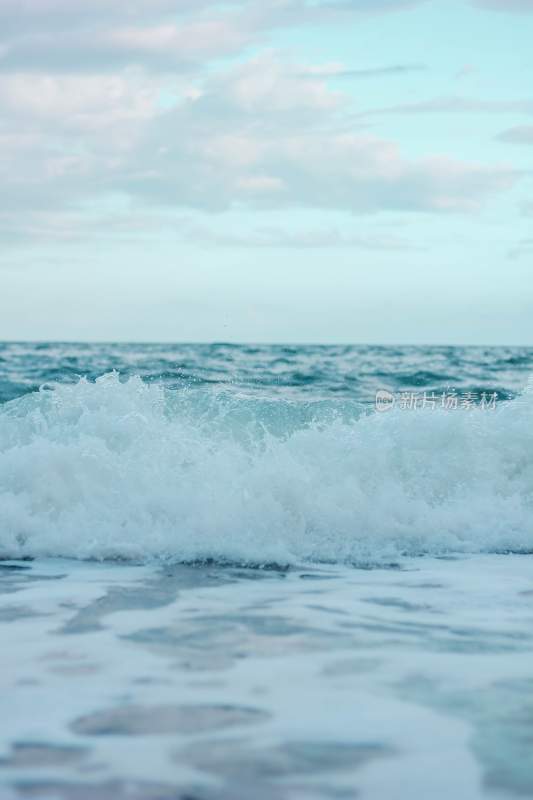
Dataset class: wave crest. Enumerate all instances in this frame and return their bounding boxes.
[1,373,532,564]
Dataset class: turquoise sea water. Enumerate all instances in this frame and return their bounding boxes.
[2,342,532,405]
[1,343,532,799]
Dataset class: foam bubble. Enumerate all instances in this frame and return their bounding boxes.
[1,373,532,564]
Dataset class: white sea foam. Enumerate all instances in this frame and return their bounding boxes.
[0,373,532,564]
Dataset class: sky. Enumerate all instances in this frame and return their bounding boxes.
[0,0,532,344]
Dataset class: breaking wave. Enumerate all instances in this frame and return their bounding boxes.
[1,373,532,564]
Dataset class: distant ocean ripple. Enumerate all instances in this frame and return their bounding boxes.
[2,342,533,405]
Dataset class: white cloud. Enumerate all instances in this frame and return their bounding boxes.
[455,64,476,80]
[366,96,533,116]
[498,126,533,144]
[303,62,426,78]
[472,0,533,13]
[237,176,286,192]
[508,238,533,259]
[216,54,342,114]
[0,0,427,73]
[0,0,217,30]
[180,222,425,250]
[0,56,519,229]
[0,3,523,245]
[0,71,158,126]
[0,22,253,73]
[113,58,518,215]
[0,206,425,253]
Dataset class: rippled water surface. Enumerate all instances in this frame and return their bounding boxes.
[1,341,533,405]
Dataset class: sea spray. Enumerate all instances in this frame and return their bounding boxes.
[1,372,532,564]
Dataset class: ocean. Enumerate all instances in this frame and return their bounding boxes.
[1,342,532,799]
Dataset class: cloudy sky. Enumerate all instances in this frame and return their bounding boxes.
[1,0,532,344]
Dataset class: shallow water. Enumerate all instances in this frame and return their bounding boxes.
[1,556,533,799]
[1,343,532,797]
